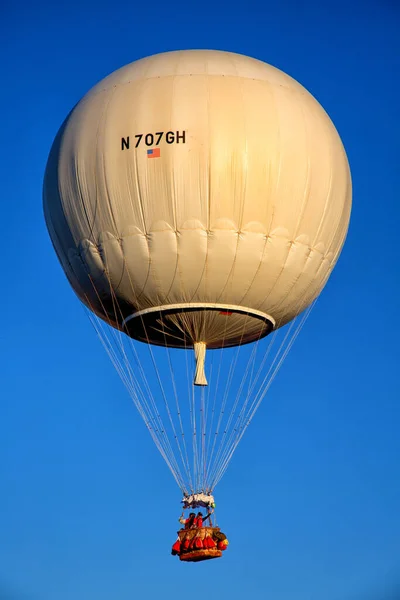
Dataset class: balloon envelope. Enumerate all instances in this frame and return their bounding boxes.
[44,50,351,349]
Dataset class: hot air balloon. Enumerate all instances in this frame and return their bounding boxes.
[43,50,351,562]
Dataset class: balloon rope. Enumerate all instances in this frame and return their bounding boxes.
[82,296,185,490]
[84,272,188,493]
[206,330,278,487]
[184,335,195,494]
[199,386,206,490]
[203,306,233,487]
[204,312,256,488]
[205,329,265,488]
[85,309,185,489]
[210,300,316,489]
[118,254,191,494]
[143,334,190,493]
[159,313,194,492]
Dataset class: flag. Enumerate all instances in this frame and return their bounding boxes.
[147,148,160,158]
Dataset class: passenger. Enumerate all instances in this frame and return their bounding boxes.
[179,512,196,529]
[195,509,213,528]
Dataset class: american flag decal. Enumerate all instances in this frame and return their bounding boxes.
[147,148,160,158]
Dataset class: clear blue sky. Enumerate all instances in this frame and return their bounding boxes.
[1,1,399,599]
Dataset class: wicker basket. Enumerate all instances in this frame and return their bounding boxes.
[177,527,223,563]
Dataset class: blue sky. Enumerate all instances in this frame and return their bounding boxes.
[1,1,399,599]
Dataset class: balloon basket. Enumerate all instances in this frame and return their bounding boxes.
[174,526,227,562]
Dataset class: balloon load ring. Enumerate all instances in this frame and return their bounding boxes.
[181,493,216,510]
[123,304,274,386]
